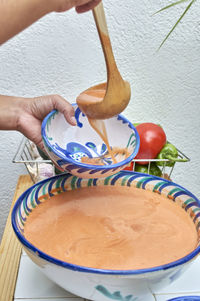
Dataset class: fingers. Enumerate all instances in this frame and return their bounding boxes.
[76,0,101,13]
[32,94,76,126]
[51,94,76,126]
[37,138,46,151]
[55,0,100,12]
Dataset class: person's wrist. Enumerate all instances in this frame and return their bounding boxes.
[45,0,61,13]
[32,0,56,16]
[14,97,28,132]
[0,95,25,131]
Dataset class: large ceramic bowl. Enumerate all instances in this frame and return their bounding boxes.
[168,297,200,301]
[41,104,140,178]
[12,171,200,301]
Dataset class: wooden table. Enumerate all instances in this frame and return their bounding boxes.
[0,175,33,301]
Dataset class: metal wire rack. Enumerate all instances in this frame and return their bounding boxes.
[13,137,190,183]
[13,138,53,183]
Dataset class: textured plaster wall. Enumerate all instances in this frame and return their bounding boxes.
[1,0,200,240]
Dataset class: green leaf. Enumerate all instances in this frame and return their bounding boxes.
[153,0,190,16]
[157,0,196,50]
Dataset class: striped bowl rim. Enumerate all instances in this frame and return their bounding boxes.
[12,171,200,275]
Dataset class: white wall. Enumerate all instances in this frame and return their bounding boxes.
[1,0,200,240]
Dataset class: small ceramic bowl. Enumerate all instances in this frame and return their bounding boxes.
[41,104,140,178]
[12,171,200,301]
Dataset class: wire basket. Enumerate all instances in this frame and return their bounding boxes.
[13,137,190,183]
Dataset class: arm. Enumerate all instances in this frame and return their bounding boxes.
[0,95,21,130]
[0,0,101,45]
[0,0,51,45]
[0,94,76,149]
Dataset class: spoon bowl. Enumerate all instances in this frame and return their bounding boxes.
[76,2,131,119]
[77,81,130,119]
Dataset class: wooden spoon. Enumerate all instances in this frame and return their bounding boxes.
[76,1,131,120]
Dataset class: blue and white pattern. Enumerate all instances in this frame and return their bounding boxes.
[12,171,200,301]
[41,105,140,178]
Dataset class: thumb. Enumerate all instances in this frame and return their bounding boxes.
[51,95,76,126]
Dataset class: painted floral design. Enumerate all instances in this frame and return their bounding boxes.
[54,141,108,163]
[95,285,138,301]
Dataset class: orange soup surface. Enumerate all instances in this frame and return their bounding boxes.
[24,185,198,270]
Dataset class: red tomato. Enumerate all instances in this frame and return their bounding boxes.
[123,161,134,171]
[135,123,166,165]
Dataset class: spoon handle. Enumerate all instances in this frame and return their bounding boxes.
[92,2,121,77]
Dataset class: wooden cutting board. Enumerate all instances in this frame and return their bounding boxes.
[0,175,33,301]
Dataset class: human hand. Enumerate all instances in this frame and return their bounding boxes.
[0,94,76,149]
[0,0,101,45]
[51,0,101,14]
[10,95,76,150]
